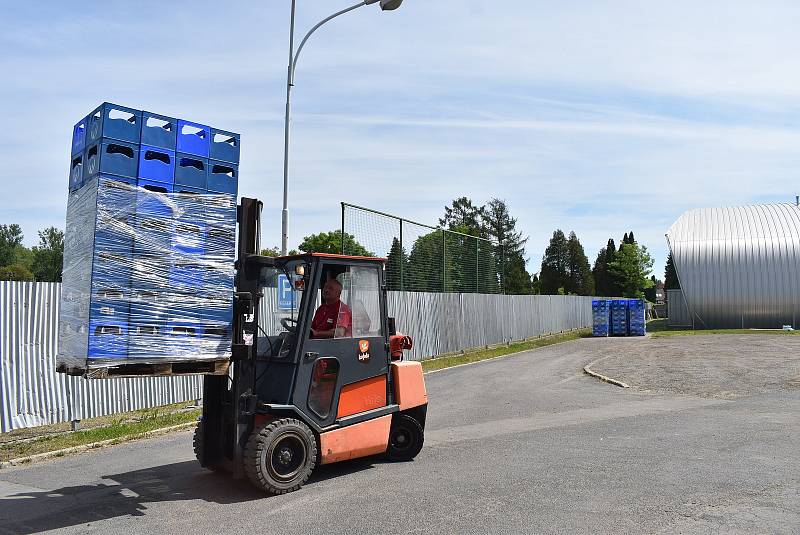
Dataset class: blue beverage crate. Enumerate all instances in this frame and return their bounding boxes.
[175,153,208,189]
[87,319,128,359]
[91,249,132,290]
[135,179,175,218]
[84,140,139,181]
[173,221,207,256]
[71,116,88,156]
[206,225,235,258]
[132,215,175,256]
[96,176,138,214]
[592,299,610,337]
[141,112,177,150]
[173,185,206,222]
[94,212,134,255]
[610,300,629,336]
[627,299,646,336]
[169,261,206,290]
[208,160,238,195]
[86,103,142,145]
[128,289,169,324]
[168,293,232,325]
[176,120,210,157]
[128,320,170,359]
[205,264,235,293]
[205,193,237,226]
[68,153,85,191]
[210,129,240,163]
[130,254,172,291]
[89,293,130,324]
[138,145,175,185]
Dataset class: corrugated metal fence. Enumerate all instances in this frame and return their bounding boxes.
[1,282,592,433]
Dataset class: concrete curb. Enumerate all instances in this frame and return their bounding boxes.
[583,358,631,388]
[0,422,197,469]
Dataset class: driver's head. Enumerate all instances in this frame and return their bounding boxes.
[322,278,343,304]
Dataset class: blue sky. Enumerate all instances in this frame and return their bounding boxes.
[2,1,800,279]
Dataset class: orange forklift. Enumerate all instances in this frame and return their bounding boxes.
[195,198,427,494]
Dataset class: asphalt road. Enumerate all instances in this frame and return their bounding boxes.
[1,336,799,534]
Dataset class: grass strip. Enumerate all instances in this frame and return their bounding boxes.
[0,407,200,462]
[647,319,800,338]
[421,329,590,373]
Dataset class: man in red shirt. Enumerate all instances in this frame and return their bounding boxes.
[310,278,352,339]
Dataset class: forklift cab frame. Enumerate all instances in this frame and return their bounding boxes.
[197,198,427,494]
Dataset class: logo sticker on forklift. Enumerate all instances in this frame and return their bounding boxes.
[358,340,370,362]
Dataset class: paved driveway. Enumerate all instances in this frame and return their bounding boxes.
[1,336,798,534]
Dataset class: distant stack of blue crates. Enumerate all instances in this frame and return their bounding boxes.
[610,300,628,336]
[57,103,240,372]
[591,299,647,337]
[592,299,610,337]
[627,299,646,336]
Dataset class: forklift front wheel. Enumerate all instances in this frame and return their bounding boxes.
[386,414,424,462]
[244,418,318,495]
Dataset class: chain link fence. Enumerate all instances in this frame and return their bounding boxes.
[342,203,505,294]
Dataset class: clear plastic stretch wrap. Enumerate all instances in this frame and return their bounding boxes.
[57,176,236,374]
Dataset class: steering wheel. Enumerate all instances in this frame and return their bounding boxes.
[280,317,298,333]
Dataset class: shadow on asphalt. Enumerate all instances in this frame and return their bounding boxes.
[0,457,382,533]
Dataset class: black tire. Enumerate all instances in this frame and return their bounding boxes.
[193,419,225,473]
[244,418,317,495]
[386,414,424,462]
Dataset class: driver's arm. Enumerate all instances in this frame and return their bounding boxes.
[311,327,335,339]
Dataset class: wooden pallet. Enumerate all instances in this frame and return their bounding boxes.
[58,359,230,379]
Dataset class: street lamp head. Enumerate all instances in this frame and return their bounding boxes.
[366,0,403,11]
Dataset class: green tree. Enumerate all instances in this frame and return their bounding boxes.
[565,232,594,295]
[609,242,654,298]
[0,263,34,281]
[386,237,409,291]
[644,275,660,302]
[503,252,532,294]
[539,230,569,295]
[31,227,64,282]
[482,198,530,294]
[664,252,680,289]
[439,197,484,235]
[592,238,619,296]
[300,230,374,257]
[530,273,541,295]
[406,230,445,292]
[0,224,24,266]
[260,246,298,257]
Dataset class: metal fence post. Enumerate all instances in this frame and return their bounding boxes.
[340,202,345,254]
[442,230,447,292]
[500,243,505,294]
[399,219,404,291]
[475,237,479,293]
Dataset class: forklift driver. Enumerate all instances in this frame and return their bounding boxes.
[310,278,352,339]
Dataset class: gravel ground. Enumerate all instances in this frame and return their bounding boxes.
[591,334,800,398]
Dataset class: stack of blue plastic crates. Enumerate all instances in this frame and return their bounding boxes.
[592,299,610,337]
[58,103,239,375]
[610,300,629,336]
[627,299,646,336]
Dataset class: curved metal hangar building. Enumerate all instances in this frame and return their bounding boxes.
[666,203,800,329]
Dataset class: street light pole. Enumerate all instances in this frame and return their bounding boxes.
[280,0,403,255]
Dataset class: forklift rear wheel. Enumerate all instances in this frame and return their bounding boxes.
[244,418,317,495]
[386,414,424,461]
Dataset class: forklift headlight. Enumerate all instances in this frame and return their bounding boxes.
[295,264,305,276]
